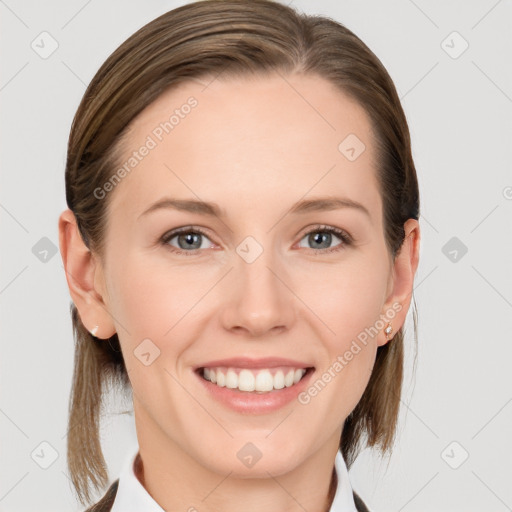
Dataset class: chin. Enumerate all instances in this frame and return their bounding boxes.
[195,439,307,478]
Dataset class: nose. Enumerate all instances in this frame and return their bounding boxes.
[219,245,296,338]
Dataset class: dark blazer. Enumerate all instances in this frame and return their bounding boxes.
[84,479,370,512]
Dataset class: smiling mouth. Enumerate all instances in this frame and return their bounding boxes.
[196,366,315,393]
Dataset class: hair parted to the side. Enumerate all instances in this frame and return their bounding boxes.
[63,0,419,505]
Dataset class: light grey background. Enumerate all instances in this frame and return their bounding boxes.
[1,1,511,511]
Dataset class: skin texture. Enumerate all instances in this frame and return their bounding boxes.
[59,72,420,512]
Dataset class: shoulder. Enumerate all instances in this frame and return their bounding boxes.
[82,479,120,512]
[353,490,371,512]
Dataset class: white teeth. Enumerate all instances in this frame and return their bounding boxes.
[255,370,274,392]
[273,370,285,390]
[226,369,238,389]
[238,369,255,391]
[284,370,294,387]
[201,367,308,393]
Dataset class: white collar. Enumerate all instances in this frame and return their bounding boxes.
[111,447,360,512]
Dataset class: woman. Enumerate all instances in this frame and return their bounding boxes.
[58,1,420,511]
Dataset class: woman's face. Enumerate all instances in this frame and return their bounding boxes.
[91,72,414,476]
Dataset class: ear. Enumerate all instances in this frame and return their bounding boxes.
[58,209,116,339]
[378,218,421,347]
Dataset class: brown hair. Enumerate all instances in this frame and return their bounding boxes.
[63,0,419,505]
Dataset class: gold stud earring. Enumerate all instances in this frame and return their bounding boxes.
[384,323,393,339]
[90,325,99,337]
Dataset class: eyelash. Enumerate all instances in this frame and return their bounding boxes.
[159,225,353,257]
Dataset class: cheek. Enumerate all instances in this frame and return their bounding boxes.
[296,261,388,414]
[295,257,389,344]
[106,253,215,353]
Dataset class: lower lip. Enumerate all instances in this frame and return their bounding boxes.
[194,368,315,414]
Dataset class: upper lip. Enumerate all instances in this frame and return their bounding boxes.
[195,357,314,370]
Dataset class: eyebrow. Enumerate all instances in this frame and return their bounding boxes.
[138,196,371,220]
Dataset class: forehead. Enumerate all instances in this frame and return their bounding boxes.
[109,72,380,221]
